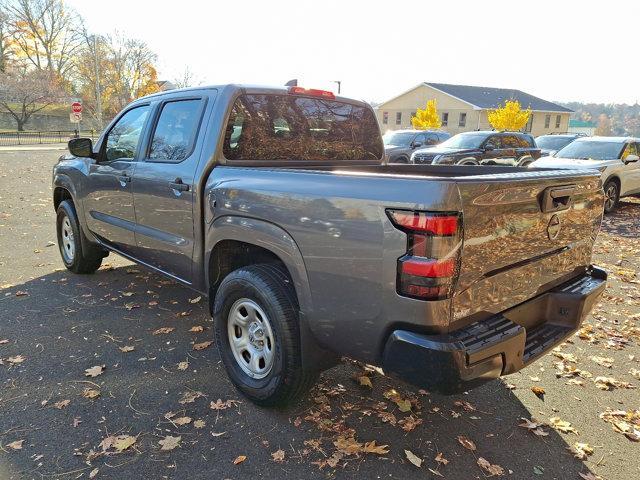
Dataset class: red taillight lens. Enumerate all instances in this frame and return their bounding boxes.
[387,210,458,236]
[400,258,455,277]
[387,209,461,300]
[288,86,336,99]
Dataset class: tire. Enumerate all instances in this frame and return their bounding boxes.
[603,179,620,214]
[518,156,534,167]
[56,200,104,274]
[213,264,318,407]
[457,159,478,166]
[391,156,408,164]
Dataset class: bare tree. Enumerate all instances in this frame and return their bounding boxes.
[173,66,200,89]
[0,5,15,72]
[0,67,63,130]
[6,0,82,78]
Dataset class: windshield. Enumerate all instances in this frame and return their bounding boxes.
[383,132,414,146]
[536,136,574,150]
[555,140,624,160]
[439,133,487,149]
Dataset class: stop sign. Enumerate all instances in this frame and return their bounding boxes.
[71,102,82,114]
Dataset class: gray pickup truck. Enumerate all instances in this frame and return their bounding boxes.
[52,85,607,406]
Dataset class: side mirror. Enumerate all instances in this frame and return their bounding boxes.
[624,154,639,164]
[484,144,495,151]
[411,141,422,149]
[68,138,94,158]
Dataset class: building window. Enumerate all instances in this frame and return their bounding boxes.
[396,112,402,125]
[442,112,449,126]
[382,112,388,124]
[555,115,561,129]
[524,115,533,132]
[458,112,466,127]
[544,114,551,128]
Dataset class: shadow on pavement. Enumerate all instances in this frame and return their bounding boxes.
[0,265,596,479]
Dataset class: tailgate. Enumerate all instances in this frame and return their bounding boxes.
[451,169,603,328]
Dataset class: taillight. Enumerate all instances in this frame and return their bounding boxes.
[387,209,461,300]
[288,86,336,99]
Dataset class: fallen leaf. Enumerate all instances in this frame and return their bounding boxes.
[405,449,422,468]
[233,455,247,465]
[153,327,174,335]
[89,468,99,479]
[193,341,213,351]
[549,416,577,434]
[7,439,24,450]
[193,419,206,429]
[399,415,422,432]
[173,416,192,426]
[0,339,9,345]
[572,442,594,460]
[189,296,202,304]
[177,361,189,371]
[7,355,25,364]
[435,452,449,465]
[159,435,181,451]
[358,375,373,388]
[456,435,476,451]
[113,435,137,452]
[84,365,105,377]
[15,290,28,297]
[271,449,285,463]
[518,418,549,436]
[54,399,70,409]
[179,390,204,404]
[189,326,204,333]
[81,388,100,399]
[477,457,505,476]
[211,431,226,437]
[428,467,444,477]
[531,386,545,400]
[210,398,239,410]
[362,440,389,455]
[119,345,135,353]
[590,356,614,368]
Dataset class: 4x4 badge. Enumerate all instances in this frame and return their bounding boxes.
[547,214,561,240]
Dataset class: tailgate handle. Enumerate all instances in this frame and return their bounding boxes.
[541,185,576,213]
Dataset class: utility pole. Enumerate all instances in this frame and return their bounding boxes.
[332,80,341,94]
[93,35,103,130]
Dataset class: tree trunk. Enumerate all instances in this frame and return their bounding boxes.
[16,119,25,131]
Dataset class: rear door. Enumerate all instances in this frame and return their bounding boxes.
[83,104,151,254]
[130,95,209,283]
[620,142,640,195]
[451,170,603,329]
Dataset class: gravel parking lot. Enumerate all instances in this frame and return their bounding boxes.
[1,149,639,480]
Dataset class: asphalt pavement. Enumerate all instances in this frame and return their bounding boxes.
[1,149,638,479]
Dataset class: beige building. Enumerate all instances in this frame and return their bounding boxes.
[376,82,572,137]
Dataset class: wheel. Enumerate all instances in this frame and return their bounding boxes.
[56,200,104,273]
[457,159,477,166]
[603,179,619,214]
[392,156,408,164]
[213,264,318,406]
[518,156,534,167]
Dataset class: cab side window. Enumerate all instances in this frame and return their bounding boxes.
[413,133,426,146]
[425,133,439,145]
[485,135,502,149]
[149,99,203,162]
[105,106,150,161]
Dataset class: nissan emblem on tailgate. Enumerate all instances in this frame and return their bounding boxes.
[547,214,561,240]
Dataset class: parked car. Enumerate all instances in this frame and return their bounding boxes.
[411,131,541,166]
[535,133,586,156]
[53,84,606,406]
[530,136,640,213]
[383,129,450,163]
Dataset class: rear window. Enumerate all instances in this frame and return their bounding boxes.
[223,94,383,161]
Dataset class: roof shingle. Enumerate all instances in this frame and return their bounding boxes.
[425,82,572,113]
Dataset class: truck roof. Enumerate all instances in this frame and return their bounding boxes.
[136,84,371,108]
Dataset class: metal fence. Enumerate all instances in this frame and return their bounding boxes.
[0,130,97,147]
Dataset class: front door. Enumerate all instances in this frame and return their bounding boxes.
[620,142,640,195]
[131,97,208,283]
[83,105,151,254]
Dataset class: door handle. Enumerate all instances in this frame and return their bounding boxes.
[169,178,190,192]
[118,174,131,184]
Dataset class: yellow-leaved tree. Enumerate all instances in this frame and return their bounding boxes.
[411,99,441,130]
[487,100,531,131]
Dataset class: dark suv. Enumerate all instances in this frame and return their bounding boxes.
[535,133,586,157]
[383,129,450,163]
[411,131,541,166]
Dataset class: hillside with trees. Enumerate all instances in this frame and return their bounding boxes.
[0,0,162,130]
[560,101,640,137]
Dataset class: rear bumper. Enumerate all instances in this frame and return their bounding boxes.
[382,266,607,393]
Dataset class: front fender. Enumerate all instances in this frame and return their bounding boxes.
[205,215,313,316]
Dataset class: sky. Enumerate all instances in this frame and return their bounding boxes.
[66,0,639,105]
